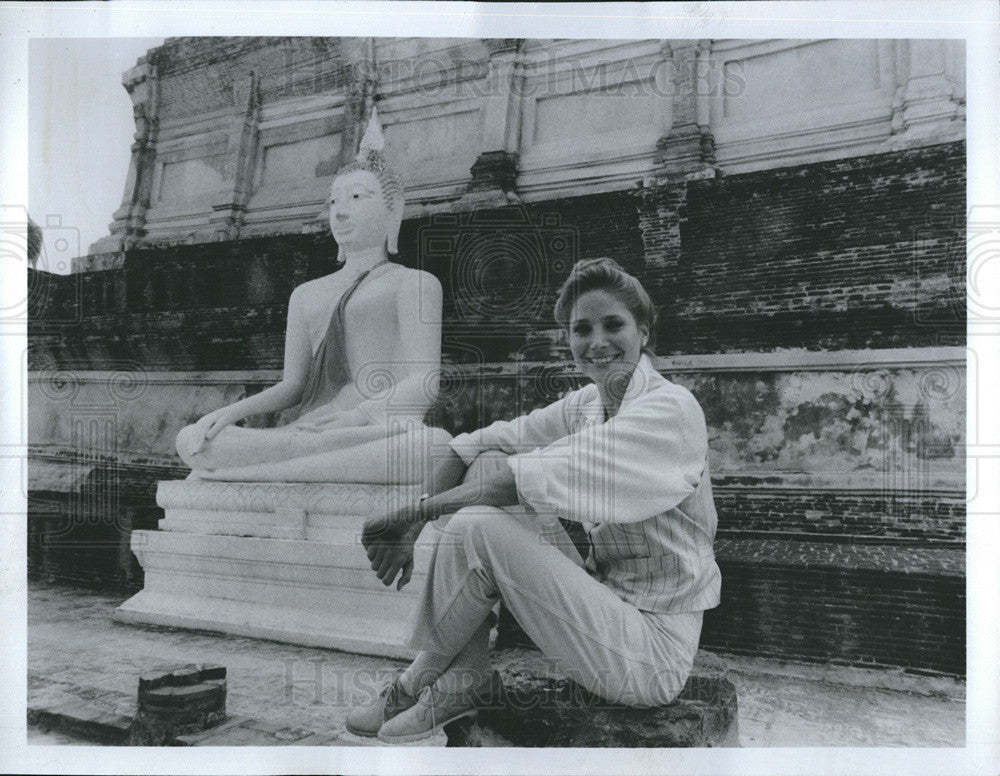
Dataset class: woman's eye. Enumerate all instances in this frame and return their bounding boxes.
[606,321,624,332]
[572,325,590,335]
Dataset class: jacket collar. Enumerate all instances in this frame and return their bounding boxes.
[580,354,666,423]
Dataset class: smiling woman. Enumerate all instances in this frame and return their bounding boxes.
[352,257,721,743]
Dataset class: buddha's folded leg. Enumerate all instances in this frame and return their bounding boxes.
[177,421,407,472]
[198,424,452,482]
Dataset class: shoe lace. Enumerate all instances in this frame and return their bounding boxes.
[418,684,438,730]
[380,678,403,721]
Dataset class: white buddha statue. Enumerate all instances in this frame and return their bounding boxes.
[175,109,450,483]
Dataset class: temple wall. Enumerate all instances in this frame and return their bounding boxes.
[31,37,966,674]
[82,37,963,262]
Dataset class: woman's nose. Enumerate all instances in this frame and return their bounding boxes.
[589,330,608,348]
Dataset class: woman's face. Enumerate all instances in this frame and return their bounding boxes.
[568,288,648,386]
[328,169,390,251]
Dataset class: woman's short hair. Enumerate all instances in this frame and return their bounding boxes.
[553,258,658,355]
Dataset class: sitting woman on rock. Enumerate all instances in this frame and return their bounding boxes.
[352,257,722,743]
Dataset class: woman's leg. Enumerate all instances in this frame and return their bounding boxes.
[393,451,511,695]
[398,617,493,697]
[407,506,700,707]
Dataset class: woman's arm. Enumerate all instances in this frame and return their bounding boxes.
[361,448,518,588]
[421,462,519,519]
[447,390,578,466]
[508,386,708,525]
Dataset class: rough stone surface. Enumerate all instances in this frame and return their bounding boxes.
[443,650,738,747]
[27,582,966,747]
[130,663,228,745]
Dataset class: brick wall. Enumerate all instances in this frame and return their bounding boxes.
[672,141,965,353]
[152,37,350,119]
[29,234,338,371]
[28,140,966,674]
[703,547,965,676]
[713,486,964,544]
[30,141,965,369]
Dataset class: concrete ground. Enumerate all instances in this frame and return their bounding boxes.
[26,581,965,747]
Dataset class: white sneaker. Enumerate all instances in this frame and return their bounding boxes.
[376,670,499,744]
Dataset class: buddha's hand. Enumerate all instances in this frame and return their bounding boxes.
[188,407,240,455]
[361,506,422,590]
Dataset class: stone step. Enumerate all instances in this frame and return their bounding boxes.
[130,531,429,604]
[116,528,434,659]
[157,480,420,516]
[132,528,434,576]
[115,590,417,658]
[161,508,312,540]
[161,508,387,545]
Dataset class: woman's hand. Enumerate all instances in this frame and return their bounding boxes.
[188,406,241,455]
[362,505,423,590]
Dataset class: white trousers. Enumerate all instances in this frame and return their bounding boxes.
[407,505,703,707]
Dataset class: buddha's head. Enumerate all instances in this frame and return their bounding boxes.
[329,108,405,261]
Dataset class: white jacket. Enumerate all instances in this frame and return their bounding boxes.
[449,355,722,614]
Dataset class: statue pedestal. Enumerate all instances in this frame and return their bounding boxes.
[115,480,426,659]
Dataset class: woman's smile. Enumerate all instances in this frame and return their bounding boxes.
[584,351,622,366]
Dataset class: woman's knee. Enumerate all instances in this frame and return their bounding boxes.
[438,506,508,545]
[462,450,509,484]
[426,425,453,447]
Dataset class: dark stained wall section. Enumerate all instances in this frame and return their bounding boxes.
[671,141,965,353]
[29,141,965,371]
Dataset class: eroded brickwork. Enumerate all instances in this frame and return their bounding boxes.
[28,141,967,674]
[152,37,350,118]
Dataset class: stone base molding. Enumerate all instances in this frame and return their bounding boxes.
[115,480,429,659]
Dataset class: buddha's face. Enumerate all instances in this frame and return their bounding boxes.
[328,169,391,252]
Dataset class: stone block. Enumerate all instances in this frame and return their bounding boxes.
[130,663,228,745]
[139,663,225,692]
[117,480,430,658]
[29,702,132,745]
[444,650,739,747]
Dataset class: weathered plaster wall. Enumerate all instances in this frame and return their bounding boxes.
[29,140,966,674]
